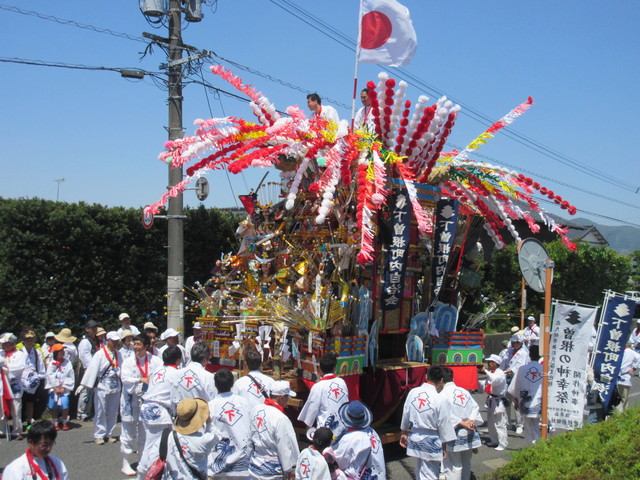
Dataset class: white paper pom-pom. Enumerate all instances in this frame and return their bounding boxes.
[315,214,326,224]
[286,199,295,210]
[443,100,453,109]
[378,72,389,80]
[451,105,461,113]
[418,95,429,103]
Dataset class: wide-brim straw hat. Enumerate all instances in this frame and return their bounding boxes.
[54,328,77,343]
[175,398,210,435]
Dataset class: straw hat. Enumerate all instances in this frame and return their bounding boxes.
[54,328,77,343]
[143,322,158,332]
[120,329,134,339]
[96,327,107,337]
[175,398,209,435]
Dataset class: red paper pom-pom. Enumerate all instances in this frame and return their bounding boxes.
[366,81,376,90]
[308,183,320,194]
[398,127,407,136]
[385,97,394,106]
[408,140,417,148]
[384,107,392,115]
[533,182,540,190]
[385,79,396,88]
[524,178,533,186]
[400,118,409,127]
[540,187,547,194]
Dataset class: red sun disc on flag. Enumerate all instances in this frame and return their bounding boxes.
[361,11,393,49]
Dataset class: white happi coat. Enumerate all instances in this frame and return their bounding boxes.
[120,353,163,422]
[618,348,640,387]
[2,453,69,480]
[21,347,46,394]
[507,360,543,417]
[333,427,386,480]
[81,347,122,393]
[78,336,99,369]
[141,364,182,425]
[440,381,483,452]
[501,347,529,375]
[158,344,187,367]
[119,344,135,362]
[208,392,252,477]
[45,360,75,395]
[0,349,27,398]
[401,382,456,461]
[232,371,276,410]
[172,362,217,407]
[298,374,349,431]
[248,401,300,479]
[484,368,508,414]
[523,325,540,346]
[162,428,219,480]
[62,342,78,364]
[295,446,331,480]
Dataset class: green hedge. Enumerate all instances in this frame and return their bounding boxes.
[486,408,640,480]
[0,198,241,336]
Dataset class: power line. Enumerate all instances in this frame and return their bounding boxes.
[0,56,160,77]
[448,144,640,212]
[268,0,639,195]
[6,2,639,205]
[0,3,148,44]
[535,197,640,228]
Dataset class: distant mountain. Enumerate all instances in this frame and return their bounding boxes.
[572,218,640,254]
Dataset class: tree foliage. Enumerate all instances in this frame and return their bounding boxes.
[480,239,632,331]
[0,198,241,337]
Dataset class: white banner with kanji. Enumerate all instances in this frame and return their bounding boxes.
[547,302,598,430]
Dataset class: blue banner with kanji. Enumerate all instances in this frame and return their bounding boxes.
[431,199,459,303]
[381,190,411,311]
[592,293,635,409]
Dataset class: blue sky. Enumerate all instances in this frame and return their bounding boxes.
[2,1,639,227]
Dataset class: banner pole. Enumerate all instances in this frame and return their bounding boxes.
[351,0,364,127]
[520,277,526,330]
[540,258,554,439]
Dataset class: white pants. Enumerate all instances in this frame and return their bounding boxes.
[487,410,508,449]
[121,419,146,455]
[442,449,473,480]
[94,389,119,439]
[523,416,541,445]
[506,394,523,428]
[77,386,94,419]
[415,458,441,480]
[11,397,23,434]
[137,423,170,478]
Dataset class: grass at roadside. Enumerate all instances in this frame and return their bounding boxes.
[484,407,640,480]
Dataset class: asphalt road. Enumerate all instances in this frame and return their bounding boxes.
[1,376,638,480]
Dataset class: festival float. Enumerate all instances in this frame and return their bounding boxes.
[145,65,578,438]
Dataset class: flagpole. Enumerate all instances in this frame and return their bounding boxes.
[351,0,365,128]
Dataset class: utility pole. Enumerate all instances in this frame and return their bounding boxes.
[55,178,65,201]
[141,1,209,336]
[166,0,185,336]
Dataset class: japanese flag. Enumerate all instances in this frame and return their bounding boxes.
[357,0,417,67]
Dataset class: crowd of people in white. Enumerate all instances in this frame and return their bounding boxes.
[1,313,639,480]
